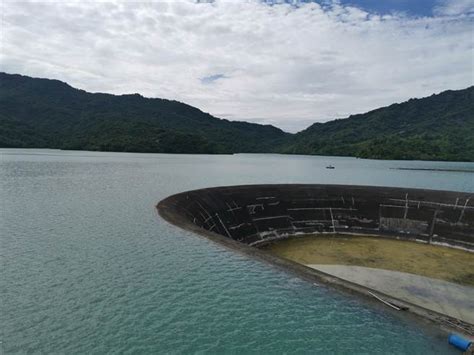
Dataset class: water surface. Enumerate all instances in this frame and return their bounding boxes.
[2,149,473,354]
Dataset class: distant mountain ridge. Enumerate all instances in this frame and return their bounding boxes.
[1,72,473,161]
[0,72,289,154]
[282,86,474,161]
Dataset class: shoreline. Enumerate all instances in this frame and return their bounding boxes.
[393,167,474,173]
[2,148,474,164]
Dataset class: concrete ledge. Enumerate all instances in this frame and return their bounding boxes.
[307,264,474,324]
[157,184,474,336]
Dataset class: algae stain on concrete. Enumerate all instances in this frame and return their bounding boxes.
[263,235,474,287]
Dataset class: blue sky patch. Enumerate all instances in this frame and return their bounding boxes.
[340,0,438,16]
[200,73,228,85]
[263,0,443,16]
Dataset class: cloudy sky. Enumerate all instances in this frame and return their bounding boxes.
[1,0,473,132]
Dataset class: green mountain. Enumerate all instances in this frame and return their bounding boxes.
[1,72,473,161]
[0,72,289,154]
[281,87,474,161]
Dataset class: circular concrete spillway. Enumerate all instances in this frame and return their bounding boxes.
[157,184,474,250]
[157,184,474,333]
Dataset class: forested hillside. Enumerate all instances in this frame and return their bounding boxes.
[0,73,289,153]
[1,72,472,161]
[282,87,474,161]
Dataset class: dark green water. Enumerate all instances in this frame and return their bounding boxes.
[2,149,473,354]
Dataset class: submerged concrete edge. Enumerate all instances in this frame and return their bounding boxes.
[157,184,474,337]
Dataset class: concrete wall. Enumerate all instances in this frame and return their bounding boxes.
[158,184,474,250]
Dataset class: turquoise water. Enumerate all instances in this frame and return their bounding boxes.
[2,149,473,354]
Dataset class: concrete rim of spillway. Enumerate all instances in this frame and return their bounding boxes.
[156,184,474,337]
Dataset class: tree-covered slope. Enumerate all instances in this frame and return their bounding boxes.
[282,87,474,161]
[0,72,289,153]
[1,72,473,161]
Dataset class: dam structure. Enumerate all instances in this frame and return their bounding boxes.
[158,184,474,333]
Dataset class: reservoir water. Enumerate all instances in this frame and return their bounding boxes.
[1,149,473,354]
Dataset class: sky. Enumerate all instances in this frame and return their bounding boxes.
[1,0,473,132]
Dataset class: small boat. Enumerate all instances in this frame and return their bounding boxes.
[326,165,335,169]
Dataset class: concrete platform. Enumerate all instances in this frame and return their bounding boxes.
[308,264,474,324]
[158,184,474,334]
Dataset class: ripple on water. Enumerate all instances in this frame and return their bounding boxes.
[1,150,465,354]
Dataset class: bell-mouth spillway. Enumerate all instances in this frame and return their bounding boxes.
[157,184,474,335]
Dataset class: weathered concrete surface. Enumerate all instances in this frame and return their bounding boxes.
[308,265,474,324]
[157,184,474,335]
[158,184,474,250]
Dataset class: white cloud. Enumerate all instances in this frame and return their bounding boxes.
[1,0,473,132]
[434,0,474,16]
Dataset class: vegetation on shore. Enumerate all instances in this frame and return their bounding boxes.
[281,87,474,161]
[0,72,288,154]
[1,72,472,161]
